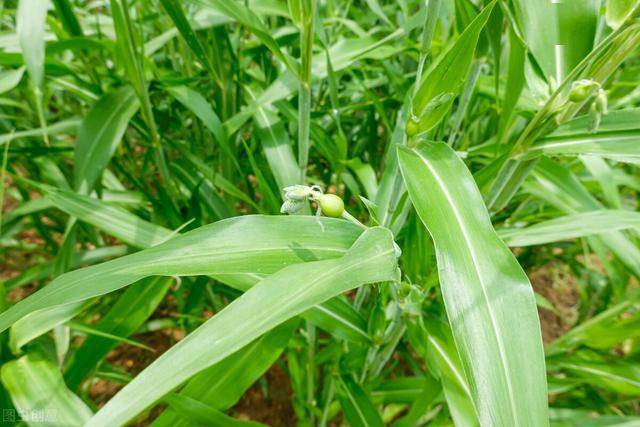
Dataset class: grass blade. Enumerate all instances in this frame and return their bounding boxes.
[86,227,398,426]
[398,141,548,426]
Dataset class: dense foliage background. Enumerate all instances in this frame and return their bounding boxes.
[2,0,640,425]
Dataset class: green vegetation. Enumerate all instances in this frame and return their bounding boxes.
[2,0,640,425]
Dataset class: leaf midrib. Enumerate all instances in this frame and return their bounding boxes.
[411,147,518,424]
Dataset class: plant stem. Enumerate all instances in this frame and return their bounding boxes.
[298,0,315,182]
[413,0,441,93]
[306,321,316,424]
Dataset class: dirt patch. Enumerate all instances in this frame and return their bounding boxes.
[232,362,297,426]
[529,263,580,345]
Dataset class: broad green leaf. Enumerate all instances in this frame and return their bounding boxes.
[64,276,173,389]
[498,210,640,247]
[1,353,93,427]
[86,227,398,426]
[45,185,173,248]
[336,375,385,427]
[0,214,362,334]
[522,109,640,162]
[398,141,548,426]
[43,186,372,343]
[423,321,477,426]
[246,86,300,190]
[3,246,128,291]
[74,86,140,193]
[10,301,90,353]
[153,320,298,426]
[409,1,495,134]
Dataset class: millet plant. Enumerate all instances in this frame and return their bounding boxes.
[2,0,640,426]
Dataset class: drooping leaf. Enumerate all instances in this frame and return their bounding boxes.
[498,210,640,247]
[522,108,640,163]
[86,227,398,426]
[153,319,298,426]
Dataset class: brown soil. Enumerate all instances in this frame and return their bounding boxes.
[231,362,297,426]
[529,263,580,345]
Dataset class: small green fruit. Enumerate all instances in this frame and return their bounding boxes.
[318,194,344,218]
[568,79,597,102]
[405,119,419,137]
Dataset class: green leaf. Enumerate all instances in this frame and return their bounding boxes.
[336,375,385,427]
[1,353,93,427]
[86,227,398,426]
[196,0,299,75]
[398,141,548,426]
[42,186,373,343]
[528,158,640,277]
[165,85,234,163]
[522,108,640,163]
[164,394,266,427]
[551,352,640,396]
[498,210,640,247]
[409,0,495,134]
[512,0,599,82]
[17,0,48,89]
[0,118,80,147]
[606,0,640,29]
[74,86,140,193]
[424,321,477,426]
[64,276,174,389]
[0,213,363,334]
[10,301,90,353]
[158,0,221,83]
[153,320,298,426]
[0,67,26,94]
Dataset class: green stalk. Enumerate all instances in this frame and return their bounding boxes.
[0,134,12,235]
[34,87,49,146]
[319,376,335,427]
[485,9,640,212]
[298,0,315,181]
[306,321,316,424]
[414,0,441,93]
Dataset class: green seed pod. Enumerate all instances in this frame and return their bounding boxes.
[318,194,344,218]
[405,119,419,137]
[568,79,598,103]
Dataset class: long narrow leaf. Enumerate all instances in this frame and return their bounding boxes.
[398,141,548,426]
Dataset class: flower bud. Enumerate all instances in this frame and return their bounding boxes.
[405,119,419,137]
[317,194,344,218]
[568,79,598,103]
